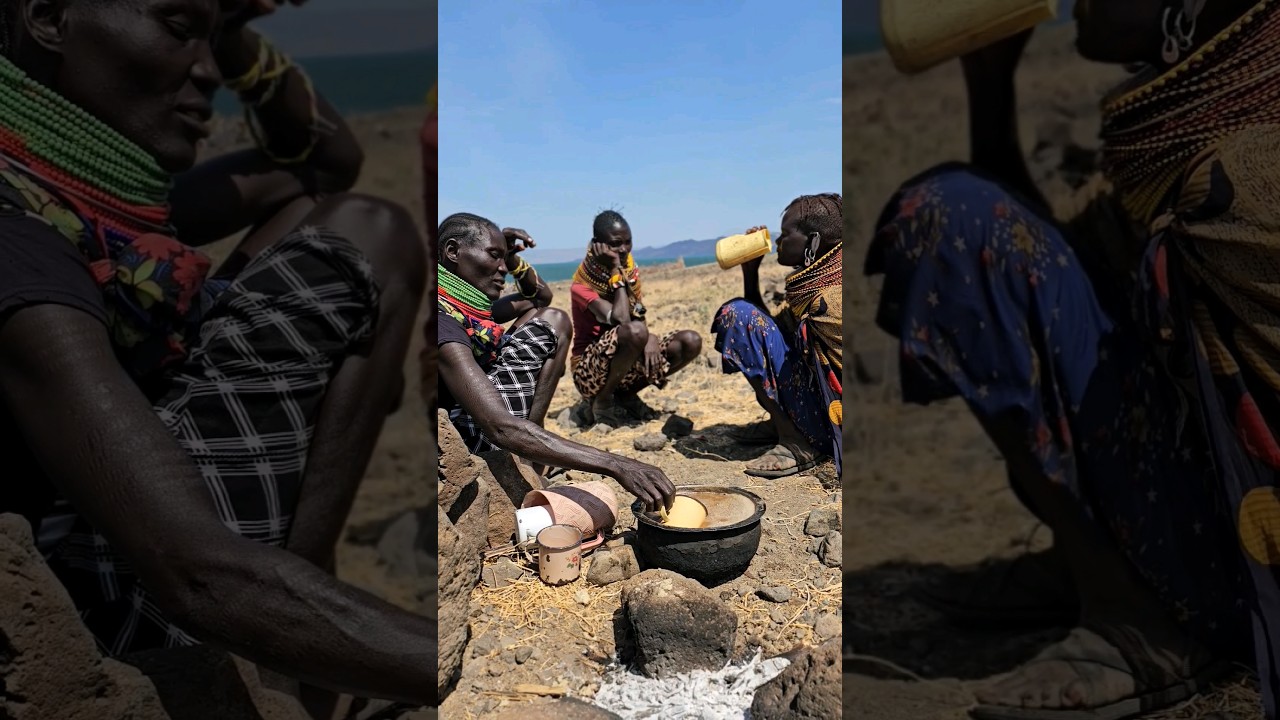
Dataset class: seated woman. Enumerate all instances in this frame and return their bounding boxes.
[0,0,432,705]
[435,213,555,446]
[711,194,843,479]
[865,0,1280,717]
[570,210,702,425]
[436,212,676,511]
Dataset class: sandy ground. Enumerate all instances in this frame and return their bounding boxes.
[200,105,435,614]
[438,258,843,718]
[842,25,1261,720]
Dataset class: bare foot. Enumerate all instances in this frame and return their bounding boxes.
[973,622,1204,712]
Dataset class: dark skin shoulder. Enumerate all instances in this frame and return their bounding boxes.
[438,340,674,510]
[0,303,435,704]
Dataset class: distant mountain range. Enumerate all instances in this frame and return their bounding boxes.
[525,237,721,265]
[632,238,717,261]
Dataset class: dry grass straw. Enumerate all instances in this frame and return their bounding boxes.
[1142,672,1261,720]
[470,566,624,649]
[471,553,842,655]
[730,576,842,648]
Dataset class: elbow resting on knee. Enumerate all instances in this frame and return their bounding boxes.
[314,145,366,194]
[617,321,649,346]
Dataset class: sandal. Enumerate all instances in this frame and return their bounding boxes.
[728,420,780,446]
[969,625,1233,720]
[589,404,632,428]
[615,392,658,420]
[744,444,821,479]
[918,548,1079,630]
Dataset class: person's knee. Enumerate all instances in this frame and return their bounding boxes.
[532,307,572,344]
[715,300,775,342]
[675,330,702,358]
[309,193,427,297]
[719,298,758,319]
[616,320,649,348]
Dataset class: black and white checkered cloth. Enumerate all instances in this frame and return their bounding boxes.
[448,318,558,453]
[39,225,380,656]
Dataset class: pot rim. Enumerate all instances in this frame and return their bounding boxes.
[635,485,766,534]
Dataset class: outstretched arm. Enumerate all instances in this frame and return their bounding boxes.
[439,342,674,509]
[0,305,435,705]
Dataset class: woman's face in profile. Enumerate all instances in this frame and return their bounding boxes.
[1073,0,1168,65]
[42,0,222,173]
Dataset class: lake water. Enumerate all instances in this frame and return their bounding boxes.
[214,48,436,116]
[532,255,718,283]
[844,32,882,56]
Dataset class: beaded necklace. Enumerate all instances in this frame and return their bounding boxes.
[786,242,843,473]
[0,56,170,208]
[0,54,213,379]
[785,242,843,319]
[438,265,505,365]
[572,252,644,317]
[1100,0,1280,225]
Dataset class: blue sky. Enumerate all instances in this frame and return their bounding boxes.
[439,0,841,257]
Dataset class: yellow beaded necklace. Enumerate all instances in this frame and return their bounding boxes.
[1100,0,1280,225]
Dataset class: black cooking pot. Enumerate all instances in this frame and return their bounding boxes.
[632,486,766,587]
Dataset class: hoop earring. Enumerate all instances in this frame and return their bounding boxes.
[804,234,820,267]
[1161,5,1197,64]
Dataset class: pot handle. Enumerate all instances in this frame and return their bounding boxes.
[582,531,605,552]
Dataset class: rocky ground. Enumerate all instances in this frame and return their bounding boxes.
[437,259,845,718]
[843,24,1262,720]
[0,108,438,720]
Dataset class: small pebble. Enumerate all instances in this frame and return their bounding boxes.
[591,423,613,434]
[470,633,499,657]
[814,613,840,639]
[756,586,792,603]
[819,531,843,569]
[769,608,789,624]
[804,508,841,537]
[515,646,534,664]
[575,589,591,605]
[661,415,695,437]
[633,433,668,452]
